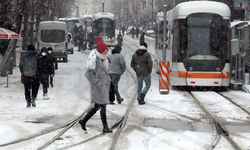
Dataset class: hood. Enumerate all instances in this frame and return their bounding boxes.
[135,49,147,56]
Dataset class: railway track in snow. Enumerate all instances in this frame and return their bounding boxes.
[0,65,137,150]
[189,90,250,150]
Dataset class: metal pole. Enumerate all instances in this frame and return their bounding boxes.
[102,2,104,12]
[163,5,167,61]
[152,0,153,29]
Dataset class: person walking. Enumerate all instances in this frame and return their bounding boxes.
[131,27,135,38]
[121,25,126,37]
[135,26,140,39]
[130,43,152,105]
[79,42,112,133]
[140,30,145,45]
[108,45,126,104]
[47,47,58,88]
[116,31,123,46]
[19,45,40,108]
[38,47,54,100]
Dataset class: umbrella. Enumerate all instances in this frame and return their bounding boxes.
[0,27,21,39]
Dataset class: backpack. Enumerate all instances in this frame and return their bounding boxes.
[23,54,37,77]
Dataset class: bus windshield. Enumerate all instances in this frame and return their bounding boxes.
[41,30,65,43]
[185,13,229,60]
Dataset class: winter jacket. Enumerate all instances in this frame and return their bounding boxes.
[108,53,126,75]
[85,56,110,104]
[48,53,58,70]
[38,55,54,75]
[131,49,152,77]
[19,51,40,83]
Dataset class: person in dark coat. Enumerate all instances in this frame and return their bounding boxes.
[79,42,112,133]
[131,27,135,38]
[108,45,126,104]
[135,26,140,39]
[38,47,54,100]
[19,45,40,108]
[130,43,152,105]
[140,31,145,45]
[47,47,58,88]
[121,25,126,37]
[116,31,123,46]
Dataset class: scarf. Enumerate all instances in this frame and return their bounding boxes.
[86,49,109,69]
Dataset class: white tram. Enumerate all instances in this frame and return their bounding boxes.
[92,12,116,47]
[155,1,231,90]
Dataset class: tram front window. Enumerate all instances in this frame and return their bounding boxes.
[186,13,226,60]
[94,18,114,37]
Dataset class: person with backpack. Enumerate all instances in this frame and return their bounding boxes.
[38,47,54,100]
[47,47,58,88]
[19,45,40,108]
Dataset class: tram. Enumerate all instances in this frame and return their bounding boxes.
[92,12,116,47]
[155,1,231,90]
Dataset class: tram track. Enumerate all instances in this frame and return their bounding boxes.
[0,64,138,150]
[189,90,250,150]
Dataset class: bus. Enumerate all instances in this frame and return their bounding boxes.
[155,1,231,90]
[92,12,116,47]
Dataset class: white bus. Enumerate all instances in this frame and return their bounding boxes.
[36,21,68,62]
[155,1,231,90]
[92,12,116,47]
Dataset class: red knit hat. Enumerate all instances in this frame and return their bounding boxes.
[96,42,108,54]
[94,36,102,43]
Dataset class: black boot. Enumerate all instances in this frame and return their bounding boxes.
[31,97,36,107]
[79,107,97,131]
[100,105,112,133]
[26,101,31,108]
[138,93,146,105]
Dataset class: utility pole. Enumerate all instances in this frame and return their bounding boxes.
[102,2,104,12]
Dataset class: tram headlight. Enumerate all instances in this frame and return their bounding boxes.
[189,67,193,71]
[108,36,112,40]
[216,67,220,71]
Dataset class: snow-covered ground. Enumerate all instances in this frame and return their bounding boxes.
[0,32,250,150]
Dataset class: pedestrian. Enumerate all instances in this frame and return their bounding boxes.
[135,26,140,39]
[140,30,145,45]
[108,45,126,104]
[116,31,123,46]
[38,47,54,100]
[121,25,126,37]
[131,27,135,38]
[130,43,152,105]
[47,47,58,88]
[19,45,40,108]
[79,42,112,133]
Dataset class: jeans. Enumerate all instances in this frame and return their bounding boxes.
[137,74,151,97]
[109,74,122,102]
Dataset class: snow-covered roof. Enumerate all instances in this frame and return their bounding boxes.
[92,12,115,20]
[173,1,231,19]
[39,21,67,30]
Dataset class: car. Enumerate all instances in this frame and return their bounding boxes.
[126,26,135,35]
[67,32,74,54]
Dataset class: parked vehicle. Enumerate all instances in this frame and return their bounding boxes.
[67,32,74,54]
[35,21,68,62]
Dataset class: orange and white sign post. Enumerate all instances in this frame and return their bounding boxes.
[159,61,170,94]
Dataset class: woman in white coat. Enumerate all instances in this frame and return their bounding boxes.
[79,42,112,133]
